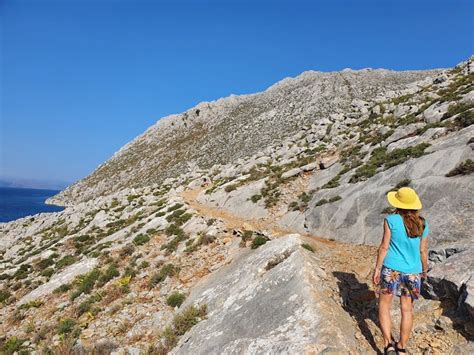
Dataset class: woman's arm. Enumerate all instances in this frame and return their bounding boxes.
[420,236,429,278]
[373,219,391,285]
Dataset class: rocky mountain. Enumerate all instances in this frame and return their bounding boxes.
[0,57,473,354]
[48,68,441,205]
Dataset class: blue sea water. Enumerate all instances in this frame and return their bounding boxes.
[0,187,65,223]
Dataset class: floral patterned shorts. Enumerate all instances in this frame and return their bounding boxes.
[376,265,421,300]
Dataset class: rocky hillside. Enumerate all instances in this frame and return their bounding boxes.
[49,68,441,205]
[0,57,473,354]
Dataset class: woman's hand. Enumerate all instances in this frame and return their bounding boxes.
[373,268,381,285]
[421,270,428,279]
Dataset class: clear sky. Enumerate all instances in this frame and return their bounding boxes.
[1,0,473,188]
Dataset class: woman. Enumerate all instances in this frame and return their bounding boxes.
[372,187,429,354]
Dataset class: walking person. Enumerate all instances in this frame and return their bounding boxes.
[372,187,429,354]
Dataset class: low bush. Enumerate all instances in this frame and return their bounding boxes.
[133,234,150,246]
[149,264,180,288]
[301,243,315,253]
[56,255,77,269]
[445,159,474,177]
[70,269,101,300]
[166,292,186,308]
[251,235,269,249]
[57,318,77,335]
[250,194,262,203]
[322,176,340,189]
[158,304,207,352]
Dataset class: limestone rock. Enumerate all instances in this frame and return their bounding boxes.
[172,235,358,354]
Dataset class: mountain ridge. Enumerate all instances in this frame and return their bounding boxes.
[48,66,442,206]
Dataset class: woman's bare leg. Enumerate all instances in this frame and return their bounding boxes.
[399,295,414,348]
[378,293,393,346]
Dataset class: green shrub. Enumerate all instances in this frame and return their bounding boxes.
[159,305,207,351]
[53,283,71,294]
[165,224,185,237]
[40,268,55,278]
[166,292,186,308]
[315,196,341,207]
[445,159,474,177]
[301,243,315,253]
[149,264,180,288]
[224,184,238,192]
[13,264,31,280]
[133,234,150,246]
[37,257,55,270]
[167,203,184,212]
[98,263,120,284]
[56,255,77,269]
[2,336,25,354]
[57,318,76,335]
[70,269,101,300]
[395,179,412,189]
[315,198,328,207]
[251,235,269,249]
[250,194,262,203]
[0,289,11,303]
[77,293,102,316]
[172,304,207,336]
[322,176,340,189]
[206,218,216,226]
[350,144,430,183]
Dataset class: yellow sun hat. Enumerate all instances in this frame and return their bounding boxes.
[386,187,422,210]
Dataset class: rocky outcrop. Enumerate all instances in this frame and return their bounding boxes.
[305,125,474,247]
[423,247,474,325]
[172,235,358,354]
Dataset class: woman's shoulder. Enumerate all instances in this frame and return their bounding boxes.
[385,213,401,222]
[384,213,401,228]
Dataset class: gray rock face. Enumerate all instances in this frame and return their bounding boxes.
[423,101,451,124]
[19,257,98,305]
[172,235,358,354]
[50,68,440,205]
[305,125,474,247]
[384,123,424,146]
[423,247,474,324]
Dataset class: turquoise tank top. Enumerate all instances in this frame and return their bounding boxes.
[382,214,429,274]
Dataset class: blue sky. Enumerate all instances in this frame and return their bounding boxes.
[1,0,473,188]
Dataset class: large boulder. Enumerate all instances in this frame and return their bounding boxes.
[172,235,358,354]
[423,101,451,124]
[423,247,474,334]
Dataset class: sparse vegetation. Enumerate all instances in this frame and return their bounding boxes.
[251,235,269,249]
[322,175,340,189]
[149,264,180,288]
[445,159,474,177]
[166,292,186,307]
[301,243,315,253]
[314,195,341,207]
[350,143,431,183]
[133,234,150,246]
[57,318,77,336]
[70,268,101,300]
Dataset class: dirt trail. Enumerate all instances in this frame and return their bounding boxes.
[180,187,469,354]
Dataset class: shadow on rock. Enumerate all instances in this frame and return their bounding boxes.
[422,278,473,340]
[333,271,381,354]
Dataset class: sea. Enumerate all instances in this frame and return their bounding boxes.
[0,187,65,223]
